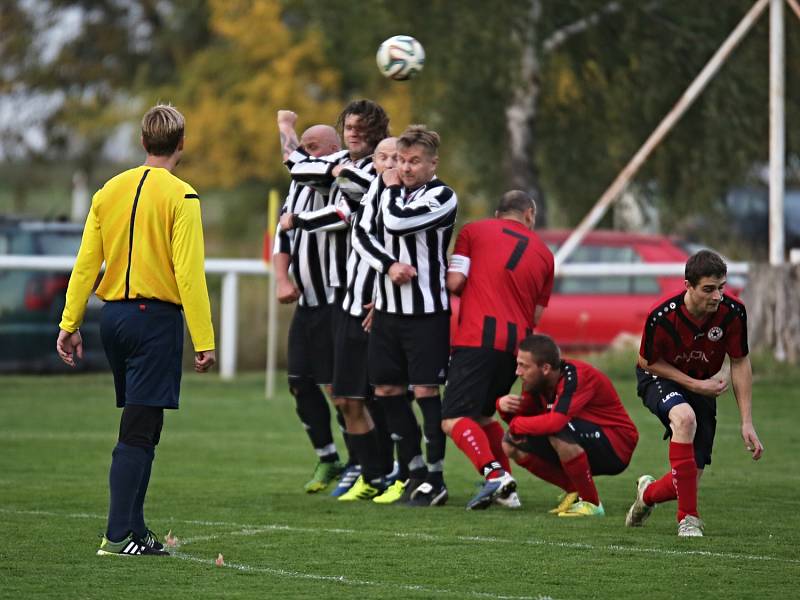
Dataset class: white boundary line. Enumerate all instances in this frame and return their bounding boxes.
[3,507,798,566]
[170,551,553,600]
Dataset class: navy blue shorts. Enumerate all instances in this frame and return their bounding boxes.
[636,366,717,468]
[101,300,184,409]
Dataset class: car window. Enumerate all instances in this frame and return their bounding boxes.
[0,234,8,254]
[546,242,660,295]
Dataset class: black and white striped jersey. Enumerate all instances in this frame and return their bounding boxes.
[353,177,457,315]
[287,149,375,290]
[339,178,387,317]
[273,180,334,308]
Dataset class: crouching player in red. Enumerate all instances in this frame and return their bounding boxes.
[498,334,638,517]
[626,250,764,537]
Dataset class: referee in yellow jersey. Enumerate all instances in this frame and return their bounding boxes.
[56,104,216,556]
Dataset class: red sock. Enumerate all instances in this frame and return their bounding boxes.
[481,420,511,473]
[669,440,698,521]
[643,472,678,505]
[451,418,503,478]
[516,453,575,492]
[561,453,600,506]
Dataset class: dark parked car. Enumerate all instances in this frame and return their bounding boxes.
[0,219,105,372]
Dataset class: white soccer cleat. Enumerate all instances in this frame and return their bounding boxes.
[625,474,656,527]
[494,490,522,509]
[678,515,704,537]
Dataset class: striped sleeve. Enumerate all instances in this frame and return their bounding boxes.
[337,164,375,204]
[273,185,295,256]
[289,150,350,193]
[382,184,458,235]
[353,179,397,273]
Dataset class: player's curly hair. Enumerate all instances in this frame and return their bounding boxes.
[336,99,390,152]
[141,104,184,156]
[397,125,440,157]
[685,250,727,286]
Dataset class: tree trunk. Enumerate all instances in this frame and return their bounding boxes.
[742,264,800,363]
[505,0,546,225]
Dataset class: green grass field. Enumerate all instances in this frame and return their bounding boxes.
[1,366,798,599]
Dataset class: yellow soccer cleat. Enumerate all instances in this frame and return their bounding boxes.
[338,476,382,502]
[548,491,579,514]
[372,479,406,504]
[558,500,605,518]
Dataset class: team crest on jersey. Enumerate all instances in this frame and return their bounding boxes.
[708,326,723,342]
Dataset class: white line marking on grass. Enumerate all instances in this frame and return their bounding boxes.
[170,551,555,600]
[3,507,798,565]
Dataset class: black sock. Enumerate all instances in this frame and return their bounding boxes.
[130,446,155,538]
[417,395,445,484]
[107,442,149,542]
[348,430,384,483]
[366,395,394,475]
[291,378,339,463]
[378,394,426,479]
[335,407,356,466]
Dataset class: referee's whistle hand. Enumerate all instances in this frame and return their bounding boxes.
[194,350,216,373]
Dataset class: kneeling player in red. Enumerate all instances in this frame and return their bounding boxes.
[498,334,639,517]
[627,250,764,537]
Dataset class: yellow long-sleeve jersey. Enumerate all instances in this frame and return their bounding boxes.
[59,166,215,351]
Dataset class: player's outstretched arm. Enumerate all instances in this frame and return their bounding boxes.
[730,355,764,460]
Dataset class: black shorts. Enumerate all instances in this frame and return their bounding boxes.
[287,304,334,384]
[442,347,517,419]
[368,311,450,387]
[332,311,369,399]
[636,366,716,468]
[504,418,628,476]
[101,300,183,409]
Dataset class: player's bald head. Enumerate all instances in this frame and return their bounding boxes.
[300,125,340,157]
[375,136,397,154]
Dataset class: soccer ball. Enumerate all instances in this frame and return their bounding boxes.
[376,35,425,81]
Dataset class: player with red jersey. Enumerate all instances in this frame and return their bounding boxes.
[626,250,764,537]
[497,334,638,517]
[443,190,554,510]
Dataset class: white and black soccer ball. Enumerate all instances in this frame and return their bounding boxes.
[376,35,425,81]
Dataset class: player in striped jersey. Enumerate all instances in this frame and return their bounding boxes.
[279,102,403,498]
[353,125,457,506]
[274,121,347,493]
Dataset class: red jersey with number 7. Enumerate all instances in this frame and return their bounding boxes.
[449,218,554,353]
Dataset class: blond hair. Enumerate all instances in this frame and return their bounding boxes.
[141,104,185,156]
[397,124,440,157]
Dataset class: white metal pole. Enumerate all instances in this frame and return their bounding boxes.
[266,268,278,399]
[554,0,770,270]
[220,271,239,380]
[769,0,786,265]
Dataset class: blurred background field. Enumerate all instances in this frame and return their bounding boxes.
[1,359,798,599]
